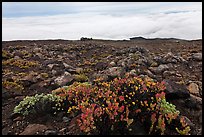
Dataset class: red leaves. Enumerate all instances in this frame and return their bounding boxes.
[119,96,125,101]
[135,109,141,113]
[151,113,157,123]
[157,81,166,91]
[91,103,96,108]
[81,113,86,119]
[118,105,125,113]
[114,111,118,116]
[120,114,124,121]
[155,92,166,100]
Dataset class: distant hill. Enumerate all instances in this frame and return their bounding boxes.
[129,36,185,41]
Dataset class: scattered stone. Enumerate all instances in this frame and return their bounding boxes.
[38,79,51,88]
[14,56,21,60]
[59,128,67,134]
[150,61,158,67]
[48,64,56,69]
[14,51,24,58]
[109,61,116,67]
[21,73,38,83]
[36,53,43,58]
[163,52,183,64]
[192,53,202,61]
[2,128,9,135]
[10,113,22,120]
[63,117,71,123]
[144,69,155,78]
[153,56,164,64]
[106,67,124,80]
[19,124,48,135]
[188,83,200,96]
[44,130,58,135]
[184,97,201,110]
[129,69,137,76]
[13,116,23,122]
[198,111,202,124]
[2,38,202,135]
[51,70,57,75]
[33,48,42,53]
[2,88,12,99]
[128,120,148,135]
[54,73,74,86]
[63,63,74,69]
[57,55,63,59]
[190,94,202,103]
[163,79,190,100]
[163,71,175,77]
[95,62,108,71]
[155,64,170,74]
[75,68,83,74]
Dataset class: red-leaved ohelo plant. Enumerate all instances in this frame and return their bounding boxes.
[52,76,190,135]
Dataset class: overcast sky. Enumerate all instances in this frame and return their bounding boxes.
[2,2,202,41]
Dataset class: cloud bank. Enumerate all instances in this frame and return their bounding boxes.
[2,2,202,41]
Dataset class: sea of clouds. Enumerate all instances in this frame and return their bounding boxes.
[2,3,202,41]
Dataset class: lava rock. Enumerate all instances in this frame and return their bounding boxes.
[20,124,48,135]
[2,88,12,99]
[191,53,202,61]
[109,61,116,67]
[63,62,75,69]
[106,67,124,80]
[44,130,58,135]
[188,83,200,96]
[144,69,155,79]
[163,79,190,100]
[184,98,201,110]
[129,69,137,76]
[63,117,71,123]
[54,72,74,86]
[21,72,38,87]
[155,64,170,74]
[128,120,148,135]
[95,62,108,71]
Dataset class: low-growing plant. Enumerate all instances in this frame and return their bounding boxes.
[13,93,63,116]
[131,53,140,61]
[40,73,49,78]
[175,116,191,135]
[2,69,13,75]
[53,76,190,135]
[2,50,13,59]
[74,73,88,82]
[13,75,191,135]
[2,80,24,91]
[2,58,39,69]
[20,50,32,58]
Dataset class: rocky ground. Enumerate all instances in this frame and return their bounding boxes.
[2,38,202,135]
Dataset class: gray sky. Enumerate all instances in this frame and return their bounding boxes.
[2,2,202,41]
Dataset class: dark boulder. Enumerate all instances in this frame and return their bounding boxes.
[164,79,190,100]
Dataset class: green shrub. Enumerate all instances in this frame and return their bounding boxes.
[13,93,63,116]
